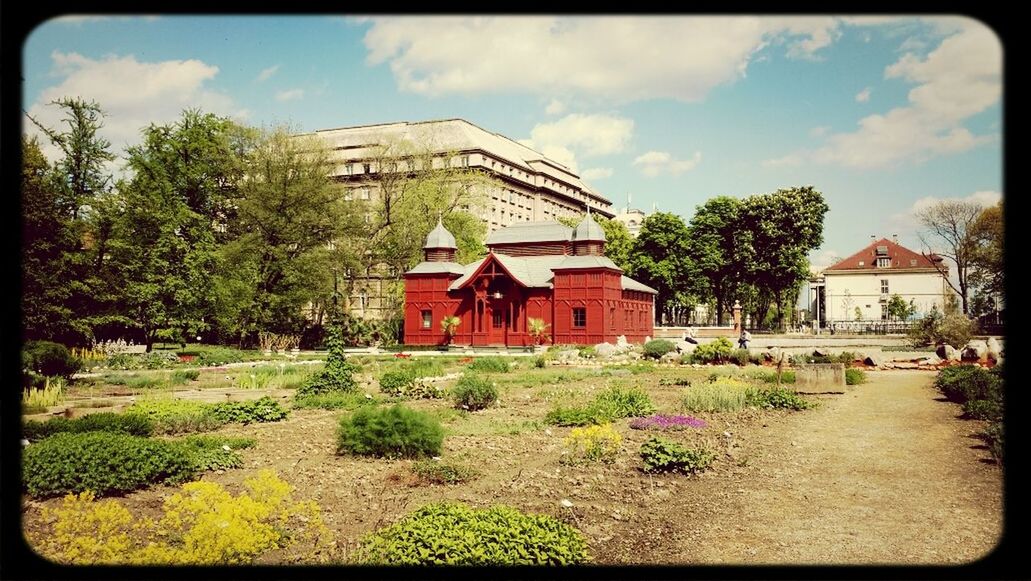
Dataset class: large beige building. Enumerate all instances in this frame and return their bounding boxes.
[307,118,614,320]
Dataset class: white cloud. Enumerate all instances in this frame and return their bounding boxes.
[889,190,1002,234]
[855,87,871,102]
[633,150,701,177]
[362,16,863,102]
[761,153,804,168]
[776,20,1001,169]
[520,113,633,171]
[581,167,613,181]
[809,249,843,272]
[25,51,238,163]
[545,98,566,115]
[809,126,830,138]
[275,88,305,101]
[256,65,280,82]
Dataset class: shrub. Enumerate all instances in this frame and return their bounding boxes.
[176,435,256,471]
[908,308,975,348]
[410,460,478,485]
[296,326,360,397]
[32,470,327,565]
[981,422,1003,463]
[171,369,200,384]
[593,385,655,418]
[467,356,511,373]
[658,377,694,386]
[208,397,289,424]
[22,432,196,498]
[639,436,715,474]
[730,349,751,366]
[192,345,246,367]
[407,358,446,378]
[22,340,81,378]
[963,399,1003,422]
[380,369,416,395]
[293,391,379,410]
[747,387,814,411]
[23,413,154,441]
[577,345,596,359]
[628,414,707,430]
[337,405,444,459]
[682,378,755,412]
[845,368,867,385]
[561,424,621,464]
[451,375,498,411]
[642,339,676,360]
[534,356,547,369]
[104,352,180,371]
[22,376,66,413]
[935,365,1001,404]
[692,337,734,364]
[750,370,796,384]
[356,502,588,565]
[125,399,224,434]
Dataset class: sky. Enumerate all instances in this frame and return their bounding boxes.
[22,15,1003,273]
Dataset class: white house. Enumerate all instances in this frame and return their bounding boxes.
[809,237,952,327]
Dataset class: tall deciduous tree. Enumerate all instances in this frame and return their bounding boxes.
[628,212,699,325]
[916,199,985,315]
[686,196,753,325]
[967,201,1003,315]
[558,215,634,273]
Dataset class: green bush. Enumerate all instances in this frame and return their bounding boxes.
[293,391,379,410]
[576,345,597,359]
[963,398,1003,421]
[747,387,814,411]
[750,370,796,384]
[104,352,180,371]
[411,460,478,485]
[22,432,196,498]
[642,339,676,360]
[593,385,655,418]
[125,399,223,434]
[175,435,256,471]
[192,346,246,366]
[982,422,1003,463]
[730,349,752,366]
[639,436,715,474]
[380,369,416,395]
[683,378,755,412]
[296,326,360,397]
[692,337,734,364]
[23,413,154,441]
[451,375,498,411]
[658,377,694,386]
[467,356,511,373]
[935,365,1001,404]
[534,356,547,369]
[22,340,81,378]
[171,369,200,384]
[337,405,444,458]
[208,396,289,424]
[407,358,446,378]
[845,368,867,385]
[356,502,589,565]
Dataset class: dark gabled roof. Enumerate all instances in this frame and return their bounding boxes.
[825,238,942,272]
[485,221,573,245]
[571,212,606,243]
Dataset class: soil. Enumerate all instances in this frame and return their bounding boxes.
[21,368,1002,565]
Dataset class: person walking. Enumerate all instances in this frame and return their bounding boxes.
[738,328,751,349]
[684,325,699,345]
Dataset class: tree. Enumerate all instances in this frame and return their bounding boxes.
[886,294,915,321]
[628,212,699,325]
[221,125,345,346]
[686,196,752,325]
[916,199,985,315]
[968,201,1003,317]
[557,214,634,273]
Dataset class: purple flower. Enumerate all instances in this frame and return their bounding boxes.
[629,414,707,430]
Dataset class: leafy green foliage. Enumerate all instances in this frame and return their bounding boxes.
[845,368,867,385]
[628,212,698,326]
[692,337,734,364]
[337,405,444,458]
[175,435,256,471]
[171,369,200,384]
[683,378,754,412]
[544,385,655,426]
[981,422,1003,463]
[356,502,589,565]
[642,339,676,360]
[380,369,416,395]
[908,306,975,347]
[22,340,81,378]
[451,375,498,411]
[125,399,223,434]
[534,356,547,369]
[561,424,621,464]
[293,391,380,410]
[410,460,478,485]
[467,356,511,373]
[208,396,289,424]
[747,387,814,411]
[750,370,796,384]
[23,413,154,442]
[639,436,715,474]
[730,348,752,366]
[935,365,1001,404]
[297,326,360,397]
[22,432,196,498]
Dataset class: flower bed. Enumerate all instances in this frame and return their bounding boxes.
[629,414,707,430]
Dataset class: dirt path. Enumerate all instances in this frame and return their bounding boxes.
[661,370,1003,565]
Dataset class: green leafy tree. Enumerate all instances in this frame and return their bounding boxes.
[558,214,634,273]
[628,212,700,325]
[886,294,915,321]
[686,196,753,325]
[968,201,1003,318]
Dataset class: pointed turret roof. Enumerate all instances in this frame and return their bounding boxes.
[571,208,606,242]
[423,217,457,250]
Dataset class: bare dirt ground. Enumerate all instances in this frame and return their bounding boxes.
[22,368,1002,565]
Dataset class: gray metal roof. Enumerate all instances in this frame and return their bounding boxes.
[571,213,606,242]
[423,219,457,249]
[553,255,621,271]
[405,262,467,276]
[485,221,574,245]
[621,276,658,294]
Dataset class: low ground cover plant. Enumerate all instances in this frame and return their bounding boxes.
[545,385,655,426]
[23,412,154,441]
[467,356,511,373]
[410,459,479,485]
[208,396,289,424]
[451,375,498,411]
[845,368,867,385]
[628,414,707,430]
[747,387,815,411]
[337,405,444,458]
[356,502,588,565]
[561,423,621,464]
[750,370,796,384]
[639,436,715,474]
[125,399,224,434]
[31,469,327,565]
[682,378,755,413]
[292,391,380,410]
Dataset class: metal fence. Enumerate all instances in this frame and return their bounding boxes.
[826,320,916,335]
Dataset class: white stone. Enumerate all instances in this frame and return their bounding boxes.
[962,340,989,362]
[594,343,619,359]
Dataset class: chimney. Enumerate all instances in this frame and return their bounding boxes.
[870,235,876,242]
[892,234,898,244]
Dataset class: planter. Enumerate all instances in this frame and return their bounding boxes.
[178,354,196,363]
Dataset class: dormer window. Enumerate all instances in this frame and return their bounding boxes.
[876,257,890,268]
[858,261,865,267]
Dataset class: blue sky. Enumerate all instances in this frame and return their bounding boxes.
[23,15,1002,271]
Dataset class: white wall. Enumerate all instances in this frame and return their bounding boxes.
[824,271,946,321]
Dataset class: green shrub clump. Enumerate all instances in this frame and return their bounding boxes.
[692,337,734,364]
[125,399,224,434]
[176,435,256,471]
[639,436,715,474]
[296,326,360,397]
[337,404,444,458]
[22,432,196,498]
[411,460,478,485]
[642,339,676,360]
[451,375,498,411]
[845,368,867,385]
[208,396,289,424]
[982,422,1003,463]
[534,356,548,369]
[23,413,154,441]
[171,369,200,384]
[751,370,796,384]
[357,502,589,565]
[747,387,814,411]
[682,378,754,412]
[380,369,416,395]
[22,341,81,389]
[293,391,379,410]
[544,385,655,426]
[730,349,752,366]
[467,356,511,373]
[935,365,1001,404]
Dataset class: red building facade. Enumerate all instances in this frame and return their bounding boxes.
[404,214,656,347]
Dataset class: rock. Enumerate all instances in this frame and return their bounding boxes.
[812,348,829,357]
[893,362,919,369]
[916,353,943,366]
[863,353,883,367]
[962,340,989,362]
[674,340,697,354]
[936,344,960,362]
[615,335,631,350]
[644,336,652,344]
[594,343,619,359]
[660,351,681,363]
[986,337,1002,361]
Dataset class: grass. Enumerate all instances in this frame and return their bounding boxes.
[682,379,756,413]
[293,391,382,410]
[22,377,66,413]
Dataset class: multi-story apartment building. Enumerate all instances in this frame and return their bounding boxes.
[306,118,614,320]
